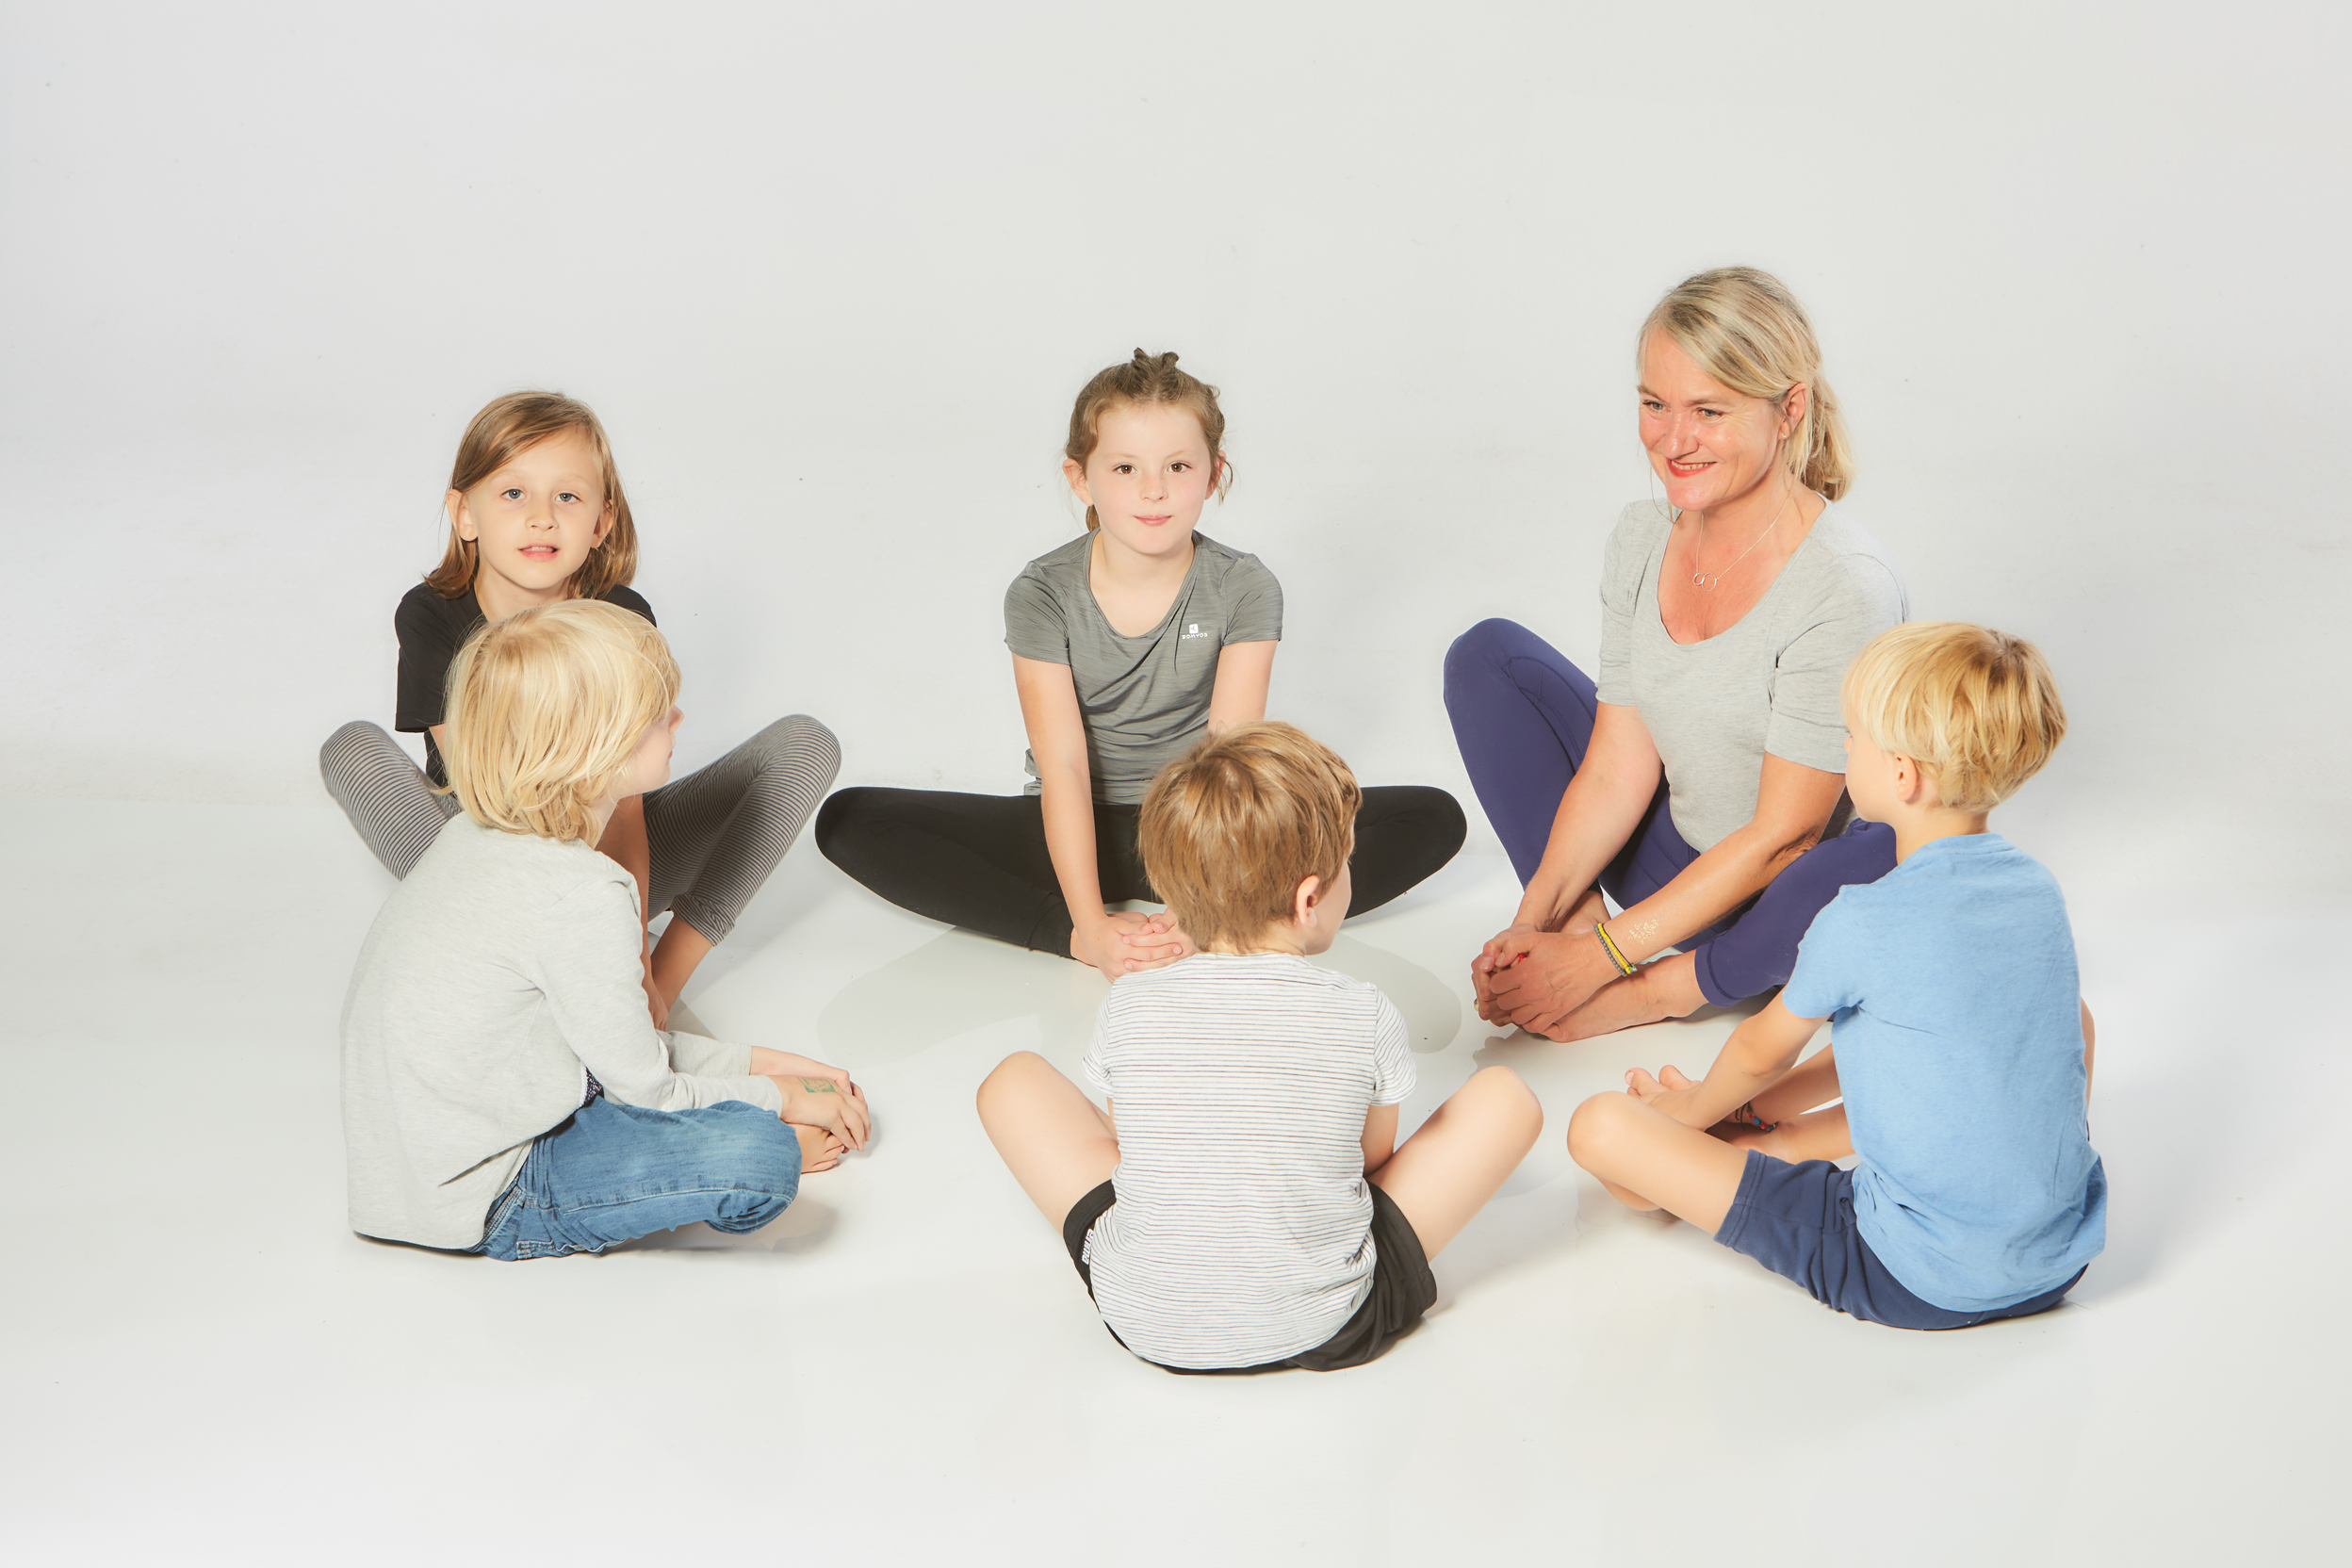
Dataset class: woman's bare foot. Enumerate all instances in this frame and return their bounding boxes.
[1527,953,1707,1042]
[795,1124,847,1173]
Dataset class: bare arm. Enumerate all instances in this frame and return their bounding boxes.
[1361,1103,1399,1175]
[596,793,653,925]
[2082,999,2097,1102]
[1600,753,1847,962]
[1480,749,1848,1034]
[1636,996,1826,1131]
[593,792,664,1023]
[1013,655,1180,972]
[1204,640,1276,736]
[1511,701,1664,932]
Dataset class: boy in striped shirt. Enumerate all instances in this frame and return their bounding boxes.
[977,722,1542,1371]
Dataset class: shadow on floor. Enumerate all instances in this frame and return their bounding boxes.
[810,926,1464,1069]
[1307,935,1461,1054]
[815,929,1105,1067]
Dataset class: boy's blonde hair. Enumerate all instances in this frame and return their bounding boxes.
[425,391,639,601]
[1139,722,1360,952]
[1842,622,2066,811]
[441,598,680,844]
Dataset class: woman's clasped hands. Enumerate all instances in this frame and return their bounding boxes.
[1472,923,1624,1040]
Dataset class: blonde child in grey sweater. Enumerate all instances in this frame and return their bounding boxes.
[340,599,869,1257]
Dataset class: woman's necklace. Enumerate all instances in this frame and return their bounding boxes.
[1689,489,1792,591]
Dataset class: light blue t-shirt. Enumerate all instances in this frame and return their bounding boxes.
[1780,833,2105,1312]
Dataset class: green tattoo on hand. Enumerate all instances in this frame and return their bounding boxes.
[797,1077,838,1093]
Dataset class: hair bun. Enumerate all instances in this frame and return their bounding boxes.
[1132,348,1177,371]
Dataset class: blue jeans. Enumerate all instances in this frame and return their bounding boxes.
[1442,617,1896,1005]
[478,1097,802,1261]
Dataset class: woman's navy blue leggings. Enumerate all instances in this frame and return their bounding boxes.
[1442,618,1895,1007]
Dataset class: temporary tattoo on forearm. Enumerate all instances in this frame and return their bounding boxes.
[798,1077,838,1093]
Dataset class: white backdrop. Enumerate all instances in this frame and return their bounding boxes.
[6,1,2344,891]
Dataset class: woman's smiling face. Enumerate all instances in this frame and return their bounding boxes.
[1638,331,1801,515]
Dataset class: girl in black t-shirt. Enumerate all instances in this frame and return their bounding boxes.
[320,391,840,1028]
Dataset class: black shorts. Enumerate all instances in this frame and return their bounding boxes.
[1062,1180,1439,1373]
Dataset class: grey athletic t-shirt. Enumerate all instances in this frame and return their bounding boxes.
[1004,532,1282,804]
[1595,499,1906,852]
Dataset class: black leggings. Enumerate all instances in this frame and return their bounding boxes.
[814,785,1467,956]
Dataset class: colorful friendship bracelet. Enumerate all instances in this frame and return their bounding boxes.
[1592,921,1638,978]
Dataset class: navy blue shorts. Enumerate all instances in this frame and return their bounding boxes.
[1716,1152,2084,1331]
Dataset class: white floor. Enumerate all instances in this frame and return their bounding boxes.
[2,797,2342,1565]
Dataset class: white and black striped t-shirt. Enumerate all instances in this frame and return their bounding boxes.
[1079,952,1414,1370]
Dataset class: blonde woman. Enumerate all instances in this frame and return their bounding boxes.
[340,600,869,1259]
[1446,269,1907,1042]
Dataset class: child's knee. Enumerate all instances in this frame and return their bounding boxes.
[975,1051,1050,1113]
[752,713,842,783]
[319,719,385,780]
[1467,1065,1544,1139]
[813,787,868,858]
[1565,1092,1632,1168]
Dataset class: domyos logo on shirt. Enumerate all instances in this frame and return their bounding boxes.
[1180,622,1211,641]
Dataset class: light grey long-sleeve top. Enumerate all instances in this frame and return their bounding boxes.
[1596,499,1907,851]
[339,813,783,1250]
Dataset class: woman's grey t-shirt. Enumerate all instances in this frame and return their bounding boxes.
[1004,532,1282,805]
[1595,499,1907,852]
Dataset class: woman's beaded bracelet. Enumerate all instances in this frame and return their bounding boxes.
[1593,921,1638,978]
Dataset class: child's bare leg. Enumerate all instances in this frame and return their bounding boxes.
[1367,1067,1543,1258]
[1565,1092,1753,1233]
[1534,952,1707,1042]
[975,1052,1119,1226]
[650,921,716,1012]
[1749,1045,1838,1123]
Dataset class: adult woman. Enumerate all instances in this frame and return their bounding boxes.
[1445,268,1905,1041]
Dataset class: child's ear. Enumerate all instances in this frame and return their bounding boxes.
[1062,456,1092,507]
[1892,753,1931,807]
[592,498,615,547]
[448,488,475,542]
[1293,873,1325,928]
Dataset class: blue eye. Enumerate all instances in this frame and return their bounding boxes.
[500,488,524,500]
[558,492,581,504]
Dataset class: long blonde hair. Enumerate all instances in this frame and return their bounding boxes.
[424,391,639,600]
[441,598,680,844]
[1064,350,1233,531]
[1641,268,1855,501]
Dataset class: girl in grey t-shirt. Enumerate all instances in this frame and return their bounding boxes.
[815,350,1465,973]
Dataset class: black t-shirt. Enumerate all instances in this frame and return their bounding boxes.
[394,581,658,785]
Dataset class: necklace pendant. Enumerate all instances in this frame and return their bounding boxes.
[1692,571,1715,590]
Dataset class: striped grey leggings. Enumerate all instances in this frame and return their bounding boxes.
[319,715,841,945]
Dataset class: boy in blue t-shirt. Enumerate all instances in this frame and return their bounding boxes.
[1566,622,2104,1329]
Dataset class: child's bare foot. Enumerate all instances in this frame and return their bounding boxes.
[1625,1064,1784,1148]
[795,1124,847,1173]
